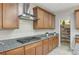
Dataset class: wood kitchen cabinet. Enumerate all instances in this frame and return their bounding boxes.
[25,47,35,55]
[0,4,2,29]
[35,41,42,55]
[6,47,24,55]
[33,6,55,29]
[52,36,59,49]
[25,43,36,55]
[0,3,18,29]
[42,39,49,55]
[0,52,6,55]
[33,7,44,29]
[49,14,55,29]
[3,3,19,29]
[25,41,42,55]
[43,12,55,29]
[48,37,53,52]
[43,11,49,28]
[75,10,79,29]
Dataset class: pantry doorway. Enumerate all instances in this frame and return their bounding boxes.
[60,20,70,48]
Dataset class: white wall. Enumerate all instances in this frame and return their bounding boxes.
[55,6,79,49]
[0,4,55,40]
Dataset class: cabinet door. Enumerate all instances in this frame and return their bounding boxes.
[75,10,79,29]
[52,37,56,49]
[42,39,49,55]
[0,4,2,29]
[36,8,44,28]
[43,12,49,28]
[25,44,36,55]
[6,47,24,55]
[56,36,59,46]
[49,14,55,28]
[49,37,53,52]
[3,3,19,29]
[35,41,42,55]
[52,36,58,49]
[33,7,44,29]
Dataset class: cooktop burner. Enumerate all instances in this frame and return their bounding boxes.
[16,37,41,44]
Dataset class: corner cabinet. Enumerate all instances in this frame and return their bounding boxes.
[75,10,79,29]
[33,6,55,29]
[0,3,19,29]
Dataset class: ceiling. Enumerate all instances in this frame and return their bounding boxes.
[33,3,79,13]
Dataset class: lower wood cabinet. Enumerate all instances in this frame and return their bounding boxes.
[52,36,59,49]
[35,41,42,55]
[0,52,6,55]
[25,41,42,55]
[25,43,36,55]
[49,37,53,52]
[0,36,59,55]
[6,47,24,55]
[42,39,49,55]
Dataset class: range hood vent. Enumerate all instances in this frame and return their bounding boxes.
[19,3,37,21]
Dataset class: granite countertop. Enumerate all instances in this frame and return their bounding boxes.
[0,33,58,52]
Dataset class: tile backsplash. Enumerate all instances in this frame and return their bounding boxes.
[0,20,54,40]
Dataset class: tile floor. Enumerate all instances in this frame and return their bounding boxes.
[48,44,73,55]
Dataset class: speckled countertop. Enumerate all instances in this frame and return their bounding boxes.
[0,33,58,52]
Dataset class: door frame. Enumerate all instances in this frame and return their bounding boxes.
[59,19,71,47]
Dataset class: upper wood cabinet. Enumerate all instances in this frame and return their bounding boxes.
[49,14,55,28]
[33,6,55,29]
[0,3,18,29]
[33,7,44,29]
[43,11,49,28]
[75,10,79,29]
[3,3,19,29]
[0,4,2,29]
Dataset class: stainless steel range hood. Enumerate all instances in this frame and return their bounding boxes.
[19,3,37,21]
